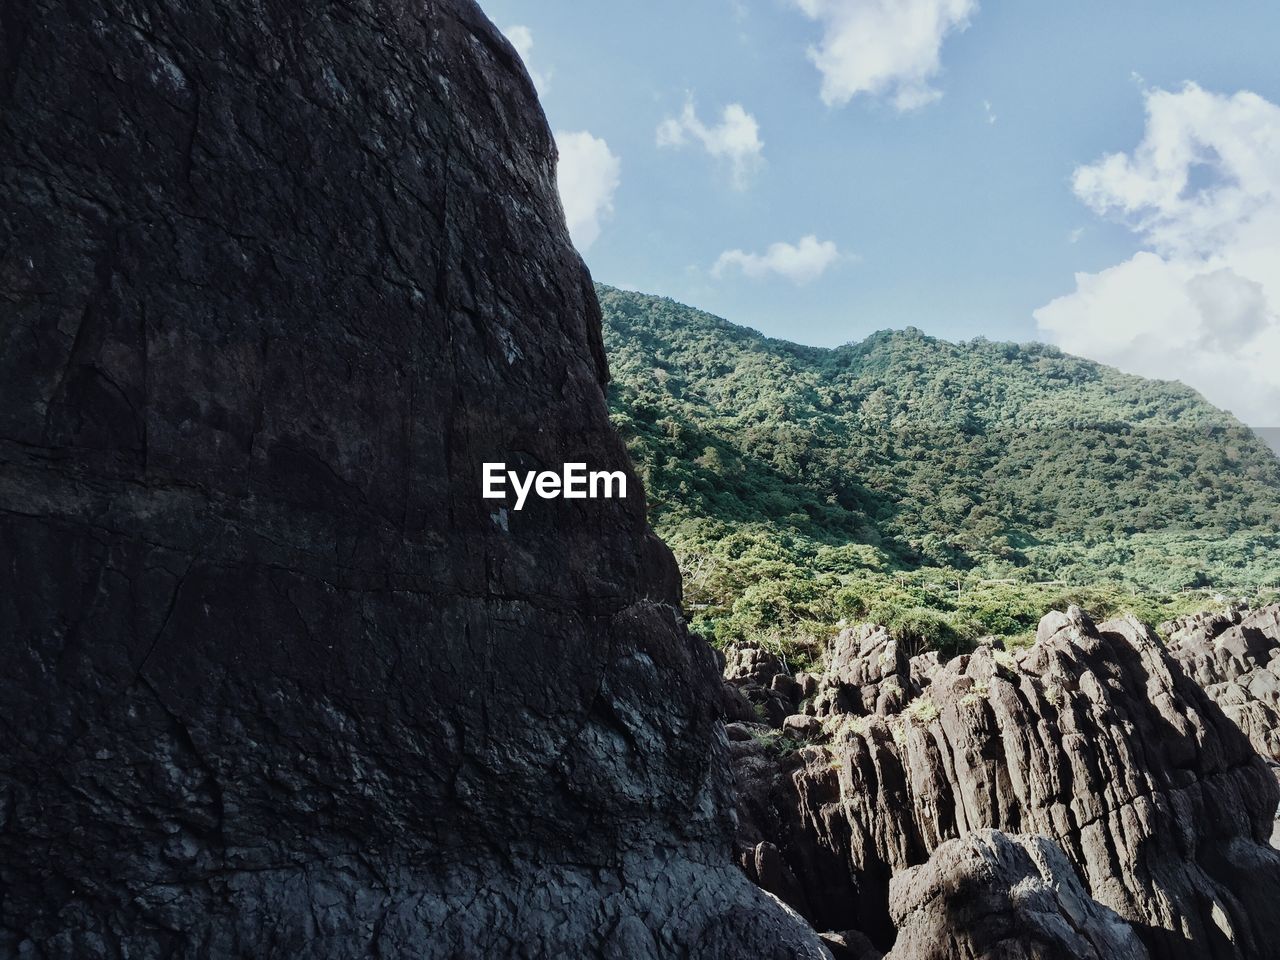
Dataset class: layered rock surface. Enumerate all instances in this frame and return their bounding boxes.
[0,1,826,956]
[728,610,1280,959]
[1164,605,1280,763]
[1163,604,1280,848]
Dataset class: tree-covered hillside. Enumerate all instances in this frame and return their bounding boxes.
[599,284,1280,654]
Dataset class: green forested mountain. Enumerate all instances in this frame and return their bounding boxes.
[599,284,1280,655]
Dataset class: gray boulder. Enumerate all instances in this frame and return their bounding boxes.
[885,830,1149,960]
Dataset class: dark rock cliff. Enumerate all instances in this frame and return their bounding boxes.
[0,1,825,956]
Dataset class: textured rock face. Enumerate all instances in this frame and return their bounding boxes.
[1161,605,1280,851]
[731,613,1280,959]
[721,643,799,725]
[815,624,916,718]
[0,1,826,956]
[1164,605,1280,763]
[884,830,1150,960]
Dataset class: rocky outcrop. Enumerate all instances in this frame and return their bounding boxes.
[722,643,802,725]
[884,830,1150,960]
[1164,605,1280,763]
[813,625,917,718]
[1160,607,1251,649]
[731,612,1280,959]
[1160,604,1280,851]
[0,1,826,956]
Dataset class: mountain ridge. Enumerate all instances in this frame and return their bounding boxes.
[598,286,1269,419]
[602,284,1250,430]
[598,282,1280,650]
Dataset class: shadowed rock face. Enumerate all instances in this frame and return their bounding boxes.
[1165,605,1280,763]
[0,1,826,956]
[1164,605,1280,848]
[730,612,1280,959]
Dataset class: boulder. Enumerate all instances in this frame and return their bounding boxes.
[811,625,921,719]
[797,671,821,699]
[732,738,860,933]
[772,672,804,708]
[722,645,796,726]
[884,830,1149,960]
[783,714,825,741]
[721,682,763,724]
[724,645,787,686]
[1160,607,1247,648]
[725,722,760,743]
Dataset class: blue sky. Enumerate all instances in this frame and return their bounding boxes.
[478,1,1280,428]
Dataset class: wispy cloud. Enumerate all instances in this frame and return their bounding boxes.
[713,235,844,284]
[790,0,978,110]
[657,97,764,190]
[555,131,621,252]
[504,25,551,95]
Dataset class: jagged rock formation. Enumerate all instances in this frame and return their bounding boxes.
[1164,605,1280,763]
[884,830,1150,960]
[1163,605,1280,848]
[0,1,827,956]
[722,643,802,725]
[727,611,1280,959]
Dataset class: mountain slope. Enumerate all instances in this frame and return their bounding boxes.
[599,284,1280,646]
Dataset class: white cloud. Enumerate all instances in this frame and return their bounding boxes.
[555,131,621,252]
[504,25,551,94]
[1034,83,1280,426]
[657,98,764,190]
[713,235,843,284]
[790,0,977,110]
[983,99,996,125]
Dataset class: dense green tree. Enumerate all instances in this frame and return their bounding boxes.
[599,284,1280,656]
